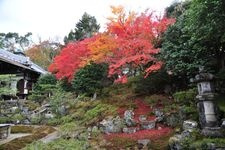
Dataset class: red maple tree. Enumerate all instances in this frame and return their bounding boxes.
[106,8,174,82]
[48,37,96,81]
[49,7,174,83]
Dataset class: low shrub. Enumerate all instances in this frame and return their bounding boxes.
[144,94,170,106]
[191,138,225,149]
[11,114,25,123]
[83,103,117,124]
[173,88,197,104]
[30,116,42,125]
[0,116,10,124]
[59,122,86,139]
[129,70,172,95]
[23,101,40,111]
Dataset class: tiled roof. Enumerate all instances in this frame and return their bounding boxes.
[0,49,47,74]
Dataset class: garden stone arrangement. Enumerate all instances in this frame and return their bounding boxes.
[99,109,157,134]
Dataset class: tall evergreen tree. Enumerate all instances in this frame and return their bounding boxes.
[64,12,100,44]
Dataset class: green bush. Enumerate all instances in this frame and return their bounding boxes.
[31,116,42,124]
[23,101,40,111]
[59,122,86,139]
[144,94,170,105]
[37,74,57,85]
[11,114,25,123]
[0,116,10,124]
[84,103,117,122]
[130,70,172,95]
[173,88,197,104]
[72,62,109,96]
[49,90,74,116]
[191,138,225,149]
[29,74,57,104]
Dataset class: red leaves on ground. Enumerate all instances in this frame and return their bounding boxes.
[105,127,173,141]
[114,99,173,142]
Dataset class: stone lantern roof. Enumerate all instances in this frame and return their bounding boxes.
[191,67,214,83]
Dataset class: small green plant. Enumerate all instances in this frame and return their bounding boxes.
[173,88,197,104]
[11,114,25,123]
[0,74,17,98]
[0,116,10,124]
[31,116,42,124]
[83,103,117,122]
[144,94,170,106]
[191,138,225,149]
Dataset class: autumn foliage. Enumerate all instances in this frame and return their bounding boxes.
[49,6,174,83]
[48,37,96,81]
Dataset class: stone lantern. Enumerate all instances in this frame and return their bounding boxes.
[192,67,225,137]
[194,68,218,127]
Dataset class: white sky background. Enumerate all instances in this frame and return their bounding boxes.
[0,0,177,43]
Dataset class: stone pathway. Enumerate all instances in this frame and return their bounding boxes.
[39,128,60,143]
[0,133,31,145]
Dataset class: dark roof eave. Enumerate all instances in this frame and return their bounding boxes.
[0,57,41,74]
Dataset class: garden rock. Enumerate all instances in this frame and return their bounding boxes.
[58,105,66,115]
[221,119,225,129]
[139,115,147,122]
[92,126,98,132]
[22,119,31,125]
[140,120,156,129]
[165,113,180,127]
[123,127,139,134]
[137,139,151,149]
[154,108,164,122]
[168,134,183,150]
[124,110,136,127]
[183,120,198,131]
[169,130,193,150]
[100,116,124,134]
[201,127,225,138]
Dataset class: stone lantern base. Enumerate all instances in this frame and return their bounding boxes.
[201,127,225,138]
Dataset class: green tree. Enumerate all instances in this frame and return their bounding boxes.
[64,12,100,44]
[0,32,32,52]
[161,0,225,77]
[185,0,225,70]
[72,63,108,96]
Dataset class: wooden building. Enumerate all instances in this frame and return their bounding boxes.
[0,49,47,99]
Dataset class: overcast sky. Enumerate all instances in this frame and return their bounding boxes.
[0,0,176,42]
